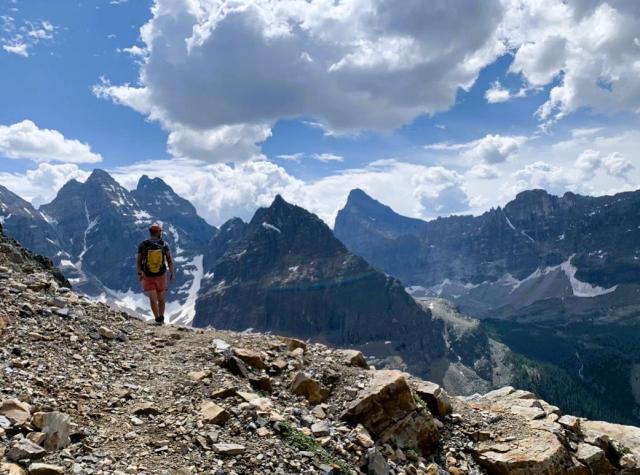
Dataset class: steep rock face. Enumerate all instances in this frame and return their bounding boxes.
[40,170,145,292]
[203,217,248,273]
[417,298,514,395]
[0,185,64,260]
[335,188,640,291]
[195,195,447,378]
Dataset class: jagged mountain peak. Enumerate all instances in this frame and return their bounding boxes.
[85,168,119,186]
[136,174,172,192]
[246,194,346,257]
[344,188,392,211]
[347,187,374,202]
[334,188,427,246]
[219,217,245,233]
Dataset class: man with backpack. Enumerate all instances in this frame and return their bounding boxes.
[137,223,175,325]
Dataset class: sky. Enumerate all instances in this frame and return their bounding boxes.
[0,0,639,227]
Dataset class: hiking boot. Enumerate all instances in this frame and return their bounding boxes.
[154,316,165,326]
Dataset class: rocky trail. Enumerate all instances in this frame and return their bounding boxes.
[1,228,640,474]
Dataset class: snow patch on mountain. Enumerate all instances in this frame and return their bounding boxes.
[99,287,152,319]
[560,257,617,297]
[262,222,281,233]
[166,255,203,326]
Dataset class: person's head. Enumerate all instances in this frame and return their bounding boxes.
[149,223,162,238]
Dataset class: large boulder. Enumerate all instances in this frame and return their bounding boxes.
[341,370,438,454]
[1,463,26,475]
[575,443,613,474]
[32,411,71,451]
[7,438,46,462]
[0,399,31,426]
[339,349,369,369]
[232,347,266,370]
[289,372,329,405]
[580,420,640,468]
[200,401,230,425]
[414,381,452,417]
[469,387,582,474]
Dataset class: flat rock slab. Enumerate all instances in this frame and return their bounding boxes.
[474,430,573,475]
[7,438,46,462]
[214,443,246,455]
[27,463,65,475]
[0,399,31,426]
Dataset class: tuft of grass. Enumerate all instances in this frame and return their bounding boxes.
[278,421,352,474]
[413,392,428,411]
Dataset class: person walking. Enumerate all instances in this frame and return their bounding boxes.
[136,223,175,325]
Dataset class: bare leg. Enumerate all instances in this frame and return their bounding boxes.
[146,290,160,319]
[157,291,166,319]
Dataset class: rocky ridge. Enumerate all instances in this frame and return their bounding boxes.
[2,220,640,474]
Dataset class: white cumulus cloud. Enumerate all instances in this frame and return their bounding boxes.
[0,163,89,206]
[426,134,527,164]
[0,120,102,164]
[500,0,640,124]
[95,0,505,161]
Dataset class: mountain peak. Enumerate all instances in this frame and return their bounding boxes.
[513,189,551,202]
[270,194,290,209]
[136,175,172,193]
[347,188,375,203]
[335,188,427,246]
[86,169,118,186]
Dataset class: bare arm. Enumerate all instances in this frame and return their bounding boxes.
[136,252,143,280]
[166,249,175,282]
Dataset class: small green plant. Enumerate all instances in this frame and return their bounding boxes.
[413,392,428,411]
[279,421,352,474]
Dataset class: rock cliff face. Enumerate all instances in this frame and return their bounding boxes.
[1,226,639,474]
[195,195,449,379]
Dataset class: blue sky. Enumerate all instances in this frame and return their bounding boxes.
[0,0,639,226]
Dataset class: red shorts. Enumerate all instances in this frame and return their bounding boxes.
[142,274,167,293]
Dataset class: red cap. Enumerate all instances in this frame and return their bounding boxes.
[149,223,162,234]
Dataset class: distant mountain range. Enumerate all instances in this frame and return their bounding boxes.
[334,187,640,423]
[1,172,639,423]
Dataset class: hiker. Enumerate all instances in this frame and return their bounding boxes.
[137,223,175,325]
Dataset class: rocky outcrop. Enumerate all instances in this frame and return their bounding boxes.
[342,370,439,454]
[1,229,639,474]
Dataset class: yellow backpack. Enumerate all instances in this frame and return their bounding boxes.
[142,239,167,276]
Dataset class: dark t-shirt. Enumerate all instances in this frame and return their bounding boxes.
[138,238,170,277]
